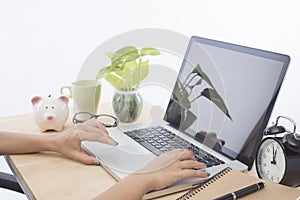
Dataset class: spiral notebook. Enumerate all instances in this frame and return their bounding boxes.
[176,168,300,200]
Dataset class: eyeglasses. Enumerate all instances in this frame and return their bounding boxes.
[72,112,119,128]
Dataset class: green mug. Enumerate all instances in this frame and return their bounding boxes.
[61,80,101,114]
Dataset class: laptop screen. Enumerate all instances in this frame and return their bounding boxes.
[164,36,290,169]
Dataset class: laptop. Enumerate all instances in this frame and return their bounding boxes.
[82,36,290,199]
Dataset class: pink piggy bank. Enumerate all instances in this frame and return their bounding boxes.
[31,95,69,132]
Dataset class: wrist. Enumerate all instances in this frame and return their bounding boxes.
[41,134,60,152]
[126,173,155,194]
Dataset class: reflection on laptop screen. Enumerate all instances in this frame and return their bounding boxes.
[164,36,290,168]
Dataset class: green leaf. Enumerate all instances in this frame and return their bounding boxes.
[97,46,159,91]
[104,61,149,91]
[201,88,232,120]
[141,47,160,56]
[96,66,113,80]
[113,61,138,82]
[111,46,139,68]
[193,64,215,89]
[123,61,149,89]
[104,73,125,91]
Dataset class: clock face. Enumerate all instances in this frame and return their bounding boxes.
[256,138,286,183]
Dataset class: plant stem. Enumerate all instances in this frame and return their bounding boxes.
[183,74,198,95]
[182,72,194,86]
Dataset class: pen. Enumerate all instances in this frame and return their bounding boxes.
[213,181,265,200]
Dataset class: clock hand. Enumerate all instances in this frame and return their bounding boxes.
[271,146,277,165]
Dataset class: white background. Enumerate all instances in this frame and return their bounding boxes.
[0,0,299,199]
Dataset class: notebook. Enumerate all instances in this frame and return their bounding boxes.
[176,168,300,200]
[82,36,290,199]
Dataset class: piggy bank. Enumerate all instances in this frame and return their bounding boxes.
[31,94,69,132]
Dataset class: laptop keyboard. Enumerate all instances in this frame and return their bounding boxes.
[124,126,225,167]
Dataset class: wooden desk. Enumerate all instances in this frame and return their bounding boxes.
[1,101,270,200]
[0,102,190,200]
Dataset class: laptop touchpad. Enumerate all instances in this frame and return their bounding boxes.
[97,145,155,173]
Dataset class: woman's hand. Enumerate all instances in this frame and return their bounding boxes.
[54,119,118,165]
[135,149,209,192]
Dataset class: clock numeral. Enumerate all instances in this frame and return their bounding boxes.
[266,170,270,175]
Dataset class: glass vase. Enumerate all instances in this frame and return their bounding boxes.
[112,90,143,123]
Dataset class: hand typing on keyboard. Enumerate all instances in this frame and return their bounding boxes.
[135,149,209,190]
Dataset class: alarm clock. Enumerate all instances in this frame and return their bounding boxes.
[256,116,300,187]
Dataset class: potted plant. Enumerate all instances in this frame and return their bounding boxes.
[165,64,232,130]
[96,46,160,123]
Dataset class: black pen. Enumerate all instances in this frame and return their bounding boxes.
[213,182,265,200]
